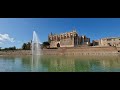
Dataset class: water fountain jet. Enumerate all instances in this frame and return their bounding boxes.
[31,31,41,71]
[32,31,41,55]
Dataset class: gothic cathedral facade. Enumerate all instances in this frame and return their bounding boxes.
[48,30,90,48]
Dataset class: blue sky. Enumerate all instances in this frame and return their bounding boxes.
[0,18,120,48]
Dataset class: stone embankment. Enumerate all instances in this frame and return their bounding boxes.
[0,46,120,56]
[0,50,31,56]
[42,46,120,56]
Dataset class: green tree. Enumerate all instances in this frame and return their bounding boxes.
[43,42,50,46]
[27,42,31,50]
[42,41,50,48]
[22,42,31,50]
[22,43,27,50]
[13,46,16,50]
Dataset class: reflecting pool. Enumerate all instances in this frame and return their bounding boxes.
[0,55,120,72]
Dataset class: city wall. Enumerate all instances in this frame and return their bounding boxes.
[0,46,120,56]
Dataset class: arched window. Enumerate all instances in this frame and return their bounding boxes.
[65,35,66,39]
[57,43,60,47]
[67,34,69,38]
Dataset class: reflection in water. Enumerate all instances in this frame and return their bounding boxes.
[0,56,15,62]
[31,55,48,72]
[48,57,75,72]
[40,56,120,72]
[31,55,40,72]
[0,56,120,72]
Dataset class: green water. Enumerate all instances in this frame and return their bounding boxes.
[0,55,120,72]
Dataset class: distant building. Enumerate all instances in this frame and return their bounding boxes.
[48,30,90,48]
[92,37,120,47]
[92,40,100,46]
[100,37,120,47]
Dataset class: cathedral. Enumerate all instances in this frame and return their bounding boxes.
[48,30,90,48]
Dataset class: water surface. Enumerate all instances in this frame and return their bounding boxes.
[0,55,120,72]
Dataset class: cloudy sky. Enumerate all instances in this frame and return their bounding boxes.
[0,18,120,48]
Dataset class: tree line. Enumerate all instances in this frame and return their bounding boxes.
[0,46,16,51]
[22,42,31,50]
[21,41,50,50]
[0,41,50,51]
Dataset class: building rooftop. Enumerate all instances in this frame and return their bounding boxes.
[101,37,120,39]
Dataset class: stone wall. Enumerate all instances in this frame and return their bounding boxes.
[0,50,32,56]
[42,46,119,56]
[60,38,74,47]
[0,47,119,56]
[50,41,60,48]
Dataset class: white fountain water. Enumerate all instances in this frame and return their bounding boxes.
[31,31,42,72]
[32,31,41,55]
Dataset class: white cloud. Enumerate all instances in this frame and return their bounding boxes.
[0,34,15,43]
